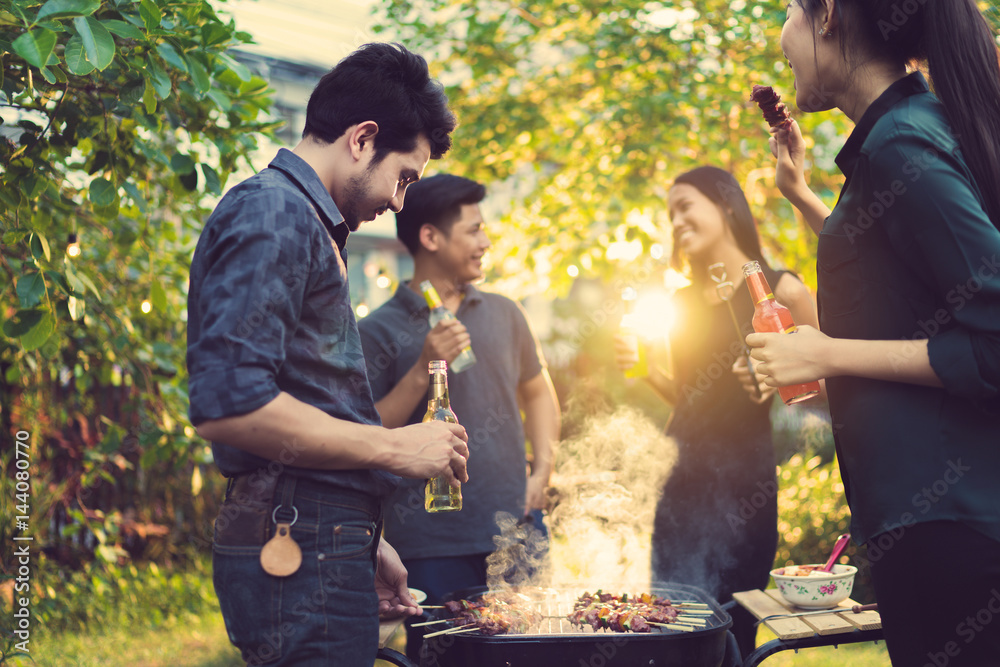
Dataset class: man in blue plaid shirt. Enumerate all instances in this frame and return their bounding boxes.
[186,43,468,666]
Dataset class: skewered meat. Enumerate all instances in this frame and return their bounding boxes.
[442,598,543,635]
[567,591,681,633]
[751,85,792,129]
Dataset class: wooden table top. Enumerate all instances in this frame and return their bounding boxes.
[733,589,882,640]
[379,616,406,648]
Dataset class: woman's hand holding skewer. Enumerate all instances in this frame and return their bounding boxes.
[732,356,776,404]
[768,120,831,236]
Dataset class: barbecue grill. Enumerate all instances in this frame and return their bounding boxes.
[419,582,733,667]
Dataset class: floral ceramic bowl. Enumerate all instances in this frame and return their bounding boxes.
[770,564,857,609]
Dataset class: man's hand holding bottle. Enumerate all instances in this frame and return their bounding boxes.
[381,420,470,487]
[419,319,471,371]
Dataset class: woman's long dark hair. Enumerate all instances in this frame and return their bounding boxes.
[670,166,771,284]
[797,0,1000,226]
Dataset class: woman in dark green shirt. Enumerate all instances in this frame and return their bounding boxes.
[747,1,1000,665]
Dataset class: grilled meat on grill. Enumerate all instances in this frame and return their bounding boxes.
[442,598,543,635]
[567,591,681,633]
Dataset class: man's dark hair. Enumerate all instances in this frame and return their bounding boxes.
[303,42,457,163]
[395,174,486,256]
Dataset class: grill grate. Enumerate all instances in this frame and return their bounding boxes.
[422,584,733,667]
[436,585,727,637]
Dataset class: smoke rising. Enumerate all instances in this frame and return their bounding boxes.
[482,404,678,593]
[548,405,677,589]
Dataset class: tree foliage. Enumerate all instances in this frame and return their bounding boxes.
[366,2,1000,598]
[1,0,275,564]
[372,0,855,295]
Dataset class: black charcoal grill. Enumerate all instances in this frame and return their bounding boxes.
[419,582,733,667]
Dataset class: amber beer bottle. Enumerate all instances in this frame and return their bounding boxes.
[420,281,476,373]
[423,360,463,512]
[742,261,821,405]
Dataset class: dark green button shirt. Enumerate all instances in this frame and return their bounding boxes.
[818,72,1000,545]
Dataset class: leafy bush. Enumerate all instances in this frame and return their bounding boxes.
[34,554,216,636]
[1,0,274,612]
[773,454,874,596]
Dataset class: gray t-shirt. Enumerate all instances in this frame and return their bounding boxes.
[358,282,544,559]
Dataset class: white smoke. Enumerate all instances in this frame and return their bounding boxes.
[542,404,677,590]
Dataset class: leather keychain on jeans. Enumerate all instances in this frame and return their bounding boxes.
[261,478,302,577]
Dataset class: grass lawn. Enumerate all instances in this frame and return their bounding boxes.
[13,609,890,667]
[752,627,890,666]
[10,612,243,667]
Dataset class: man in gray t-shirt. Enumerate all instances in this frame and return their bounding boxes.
[358,173,561,659]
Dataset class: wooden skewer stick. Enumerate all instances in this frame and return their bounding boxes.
[423,623,477,639]
[673,619,708,627]
[648,622,695,632]
[674,608,712,615]
[676,602,710,609]
[440,627,479,637]
[411,618,457,627]
[676,616,708,624]
[420,605,446,609]
[665,623,696,632]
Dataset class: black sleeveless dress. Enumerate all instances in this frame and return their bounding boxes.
[651,265,788,610]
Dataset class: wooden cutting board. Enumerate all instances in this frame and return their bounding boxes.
[733,589,882,640]
[379,617,406,648]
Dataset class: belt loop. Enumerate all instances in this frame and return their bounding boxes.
[279,474,297,507]
[272,474,298,524]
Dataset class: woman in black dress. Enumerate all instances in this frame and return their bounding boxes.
[616,166,819,656]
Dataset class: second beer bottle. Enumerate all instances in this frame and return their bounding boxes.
[420,280,477,373]
[742,261,821,405]
[423,359,463,512]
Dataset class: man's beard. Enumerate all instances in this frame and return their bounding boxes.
[339,173,368,231]
[339,162,385,231]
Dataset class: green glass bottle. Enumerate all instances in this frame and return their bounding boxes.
[420,281,477,373]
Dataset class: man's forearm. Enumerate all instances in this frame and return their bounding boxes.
[521,375,561,483]
[196,392,395,470]
[526,419,557,482]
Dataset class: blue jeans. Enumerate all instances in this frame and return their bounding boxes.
[213,474,382,666]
